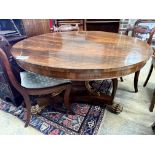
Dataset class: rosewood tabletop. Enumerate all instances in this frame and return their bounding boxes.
[11,31,153,81]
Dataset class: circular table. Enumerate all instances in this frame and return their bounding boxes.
[11,31,153,113]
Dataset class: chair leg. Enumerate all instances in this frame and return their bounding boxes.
[64,84,72,113]
[143,64,153,87]
[120,77,123,82]
[134,70,140,93]
[150,89,155,112]
[22,94,31,127]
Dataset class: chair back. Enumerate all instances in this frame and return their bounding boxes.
[125,20,155,45]
[22,19,51,37]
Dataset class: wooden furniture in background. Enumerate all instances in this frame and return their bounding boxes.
[53,23,79,32]
[84,19,120,32]
[55,19,84,30]
[11,31,153,113]
[0,35,72,127]
[55,19,120,32]
[21,19,51,37]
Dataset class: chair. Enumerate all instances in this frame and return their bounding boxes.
[0,35,72,127]
[122,20,155,92]
[21,19,51,37]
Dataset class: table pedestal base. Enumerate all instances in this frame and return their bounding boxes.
[71,79,123,114]
[30,78,123,115]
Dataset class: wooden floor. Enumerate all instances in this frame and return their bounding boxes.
[0,58,155,135]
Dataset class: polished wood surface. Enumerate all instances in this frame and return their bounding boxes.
[11,31,153,80]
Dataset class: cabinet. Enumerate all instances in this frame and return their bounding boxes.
[54,19,120,33]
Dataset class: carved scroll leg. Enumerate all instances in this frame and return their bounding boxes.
[143,64,153,87]
[23,94,31,127]
[106,78,123,114]
[134,70,140,93]
[150,89,155,112]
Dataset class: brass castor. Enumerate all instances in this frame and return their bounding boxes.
[106,103,123,114]
[31,104,45,115]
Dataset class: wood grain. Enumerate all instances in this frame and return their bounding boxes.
[22,19,51,37]
[11,31,153,80]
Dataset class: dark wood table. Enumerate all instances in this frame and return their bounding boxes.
[11,31,153,113]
